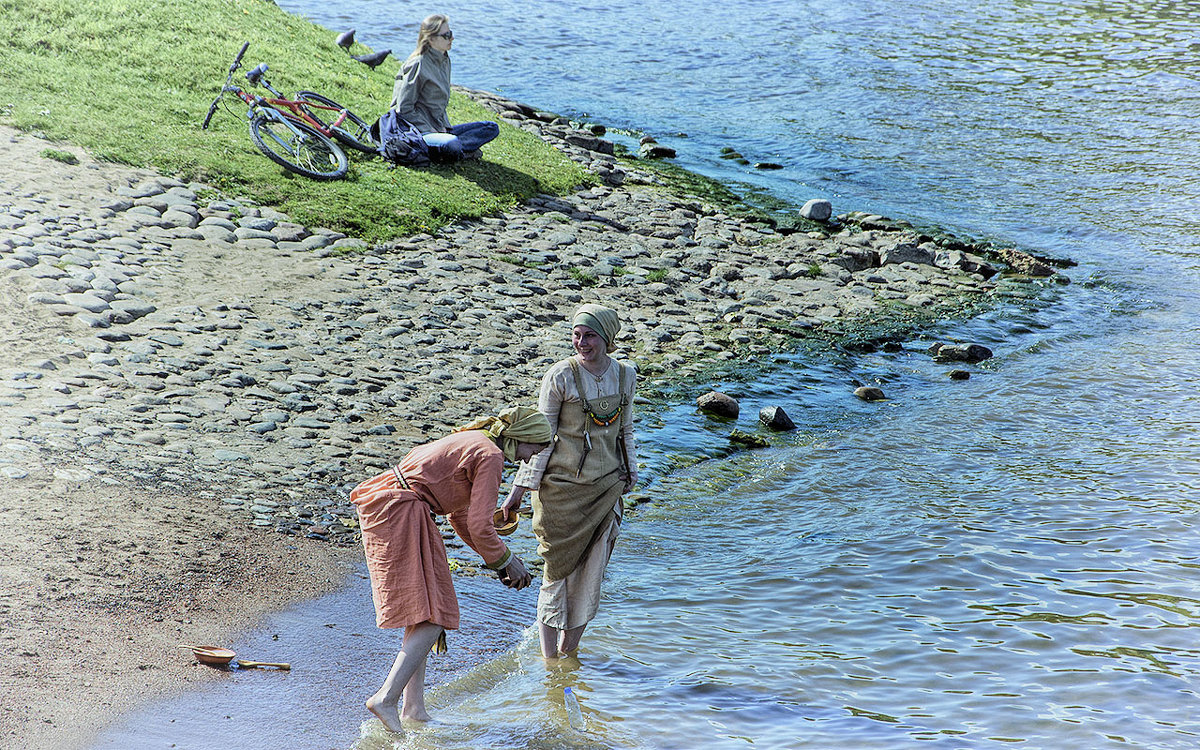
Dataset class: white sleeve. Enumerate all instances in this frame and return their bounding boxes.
[513,363,570,489]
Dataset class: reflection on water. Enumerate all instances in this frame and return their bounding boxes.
[352,639,646,750]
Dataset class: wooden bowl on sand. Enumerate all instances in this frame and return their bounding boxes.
[180,644,237,666]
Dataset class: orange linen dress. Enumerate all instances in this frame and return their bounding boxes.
[350,430,510,630]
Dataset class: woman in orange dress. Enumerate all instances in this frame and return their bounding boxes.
[350,406,551,733]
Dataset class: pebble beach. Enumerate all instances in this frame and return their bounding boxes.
[0,93,1058,748]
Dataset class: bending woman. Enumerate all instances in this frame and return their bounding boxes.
[391,13,499,160]
[351,406,551,732]
[502,304,638,659]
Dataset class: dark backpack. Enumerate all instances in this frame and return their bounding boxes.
[370,111,431,168]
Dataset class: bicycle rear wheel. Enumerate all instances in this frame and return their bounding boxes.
[249,115,348,180]
[296,91,378,154]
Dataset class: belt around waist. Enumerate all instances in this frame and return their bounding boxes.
[391,466,413,491]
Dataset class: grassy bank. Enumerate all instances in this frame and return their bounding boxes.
[0,0,588,241]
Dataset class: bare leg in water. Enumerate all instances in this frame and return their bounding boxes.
[539,621,587,659]
[366,620,444,732]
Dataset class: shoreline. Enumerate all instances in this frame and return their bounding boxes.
[0,104,1063,748]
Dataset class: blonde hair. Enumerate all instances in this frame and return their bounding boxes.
[411,14,450,59]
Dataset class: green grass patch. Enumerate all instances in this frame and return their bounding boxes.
[568,268,598,287]
[0,0,588,242]
[40,148,78,164]
[493,254,542,269]
[646,268,669,283]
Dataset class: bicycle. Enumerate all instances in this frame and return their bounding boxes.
[202,42,378,180]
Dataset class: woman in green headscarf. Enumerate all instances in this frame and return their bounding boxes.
[350,406,551,732]
[502,304,638,659]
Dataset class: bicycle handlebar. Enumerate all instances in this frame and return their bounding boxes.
[230,41,249,72]
[202,41,252,130]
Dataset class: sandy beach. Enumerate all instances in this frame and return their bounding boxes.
[0,111,1041,749]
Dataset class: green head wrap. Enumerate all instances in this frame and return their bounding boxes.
[572,303,621,353]
[454,405,552,462]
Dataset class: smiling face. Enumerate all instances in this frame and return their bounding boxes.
[573,325,608,366]
[515,441,549,463]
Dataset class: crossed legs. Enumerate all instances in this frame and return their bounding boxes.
[366,620,444,733]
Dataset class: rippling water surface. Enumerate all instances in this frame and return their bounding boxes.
[95,1,1200,748]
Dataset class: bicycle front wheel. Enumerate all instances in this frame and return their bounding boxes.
[296,91,378,154]
[249,115,348,180]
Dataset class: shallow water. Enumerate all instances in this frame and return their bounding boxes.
[94,0,1200,747]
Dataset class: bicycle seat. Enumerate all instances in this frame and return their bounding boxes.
[246,63,268,84]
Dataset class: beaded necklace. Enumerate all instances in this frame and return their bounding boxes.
[569,358,627,427]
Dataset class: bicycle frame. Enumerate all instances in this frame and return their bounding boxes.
[234,65,348,138]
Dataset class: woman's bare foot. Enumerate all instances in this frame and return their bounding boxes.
[401,706,433,723]
[366,692,404,734]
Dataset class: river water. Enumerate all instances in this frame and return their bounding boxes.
[94,1,1200,748]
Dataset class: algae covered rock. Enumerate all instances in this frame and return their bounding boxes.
[729,429,769,448]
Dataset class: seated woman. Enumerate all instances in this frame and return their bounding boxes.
[391,14,499,161]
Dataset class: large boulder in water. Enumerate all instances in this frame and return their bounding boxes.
[995,247,1055,277]
[934,248,998,279]
[639,140,677,159]
[759,405,796,431]
[697,390,740,419]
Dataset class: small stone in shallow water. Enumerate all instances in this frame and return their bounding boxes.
[933,343,993,363]
[949,369,971,380]
[854,386,886,402]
